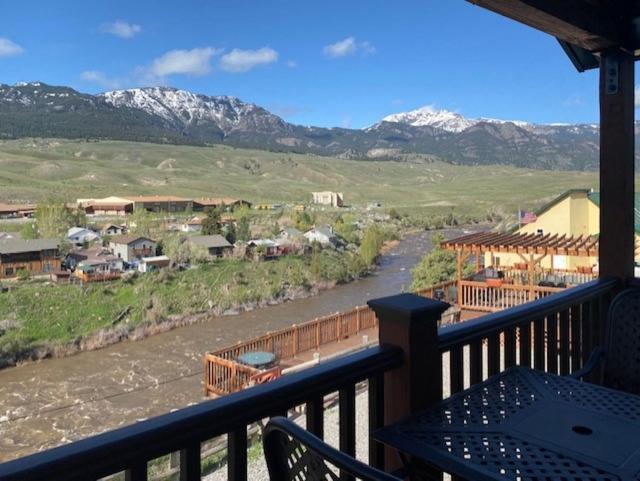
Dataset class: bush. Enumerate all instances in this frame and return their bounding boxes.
[411,233,474,289]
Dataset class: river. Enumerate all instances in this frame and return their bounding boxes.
[0,227,480,461]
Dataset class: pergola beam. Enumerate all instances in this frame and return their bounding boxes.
[467,0,624,52]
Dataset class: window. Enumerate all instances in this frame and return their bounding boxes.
[4,267,13,276]
[537,229,544,235]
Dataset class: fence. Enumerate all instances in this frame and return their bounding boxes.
[204,280,458,396]
[458,280,564,312]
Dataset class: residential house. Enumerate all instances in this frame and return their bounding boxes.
[193,198,252,212]
[278,227,303,241]
[277,227,305,255]
[77,197,134,216]
[101,224,126,236]
[66,247,124,272]
[304,225,338,247]
[181,217,203,233]
[488,189,640,271]
[124,195,193,213]
[188,235,233,258]
[138,255,170,273]
[246,239,280,260]
[74,256,123,282]
[67,227,102,247]
[312,191,344,207]
[0,203,36,218]
[109,235,157,264]
[0,238,60,279]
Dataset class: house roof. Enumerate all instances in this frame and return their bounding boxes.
[587,192,640,234]
[125,195,190,203]
[185,217,203,225]
[77,197,133,207]
[0,203,36,213]
[532,189,592,218]
[305,225,335,238]
[279,227,303,237]
[141,255,170,264]
[442,231,599,257]
[188,235,232,249]
[248,239,278,247]
[194,197,247,206]
[0,238,59,255]
[109,235,155,245]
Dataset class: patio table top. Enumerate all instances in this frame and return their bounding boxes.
[374,367,640,481]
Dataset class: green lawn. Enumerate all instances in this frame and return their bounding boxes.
[0,138,605,216]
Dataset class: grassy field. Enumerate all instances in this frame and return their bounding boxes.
[0,138,603,217]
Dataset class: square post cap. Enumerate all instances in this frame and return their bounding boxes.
[368,293,450,323]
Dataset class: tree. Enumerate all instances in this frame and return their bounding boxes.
[129,208,154,237]
[20,222,39,239]
[34,200,76,238]
[294,211,314,231]
[225,222,237,244]
[201,207,221,235]
[411,233,474,289]
[237,217,251,242]
[359,225,384,267]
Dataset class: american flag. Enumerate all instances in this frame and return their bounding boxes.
[519,210,537,224]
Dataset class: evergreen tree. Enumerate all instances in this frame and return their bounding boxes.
[237,217,251,242]
[201,207,222,235]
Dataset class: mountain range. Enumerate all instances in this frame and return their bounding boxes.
[0,82,634,171]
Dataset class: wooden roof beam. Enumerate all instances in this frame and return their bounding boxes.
[467,0,624,52]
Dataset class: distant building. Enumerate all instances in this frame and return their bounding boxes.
[193,198,252,212]
[0,203,36,218]
[0,238,60,279]
[187,235,233,258]
[278,227,303,241]
[138,255,171,273]
[124,195,193,213]
[109,235,157,263]
[304,225,338,247]
[66,247,124,272]
[101,224,126,236]
[181,217,203,233]
[77,197,134,216]
[312,192,343,207]
[67,227,101,247]
[246,239,280,260]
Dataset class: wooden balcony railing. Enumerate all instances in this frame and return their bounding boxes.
[458,279,564,312]
[0,278,620,481]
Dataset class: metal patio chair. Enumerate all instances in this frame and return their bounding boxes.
[571,287,640,394]
[263,416,400,481]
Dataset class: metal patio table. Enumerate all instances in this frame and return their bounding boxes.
[237,351,276,369]
[374,367,640,481]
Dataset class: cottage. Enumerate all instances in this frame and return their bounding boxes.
[138,255,171,273]
[181,217,203,233]
[246,239,280,260]
[124,195,193,213]
[67,227,101,247]
[109,235,157,264]
[278,227,303,241]
[311,191,343,208]
[74,257,123,282]
[101,224,126,236]
[66,247,124,272]
[0,238,60,279]
[304,225,338,247]
[188,235,233,258]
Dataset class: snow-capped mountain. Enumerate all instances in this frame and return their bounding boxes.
[380,105,531,132]
[0,81,632,171]
[101,87,288,135]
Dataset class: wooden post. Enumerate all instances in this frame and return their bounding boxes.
[292,324,298,357]
[336,312,342,340]
[599,49,635,281]
[315,320,321,349]
[528,254,535,301]
[356,307,361,332]
[368,293,449,472]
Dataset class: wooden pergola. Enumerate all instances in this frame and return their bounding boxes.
[443,231,599,298]
[467,0,637,282]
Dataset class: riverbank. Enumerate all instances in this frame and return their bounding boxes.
[0,244,388,369]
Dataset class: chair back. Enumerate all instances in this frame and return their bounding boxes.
[604,288,640,394]
[263,417,399,481]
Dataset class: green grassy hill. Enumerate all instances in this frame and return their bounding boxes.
[0,138,600,216]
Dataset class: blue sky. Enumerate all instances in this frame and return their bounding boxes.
[0,0,622,128]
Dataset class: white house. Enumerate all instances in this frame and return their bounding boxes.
[109,235,157,264]
[138,255,170,273]
[101,224,126,236]
[181,217,203,233]
[304,225,337,247]
[67,227,101,247]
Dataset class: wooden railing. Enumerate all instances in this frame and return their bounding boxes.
[0,345,402,481]
[459,279,564,312]
[500,266,597,285]
[205,305,378,395]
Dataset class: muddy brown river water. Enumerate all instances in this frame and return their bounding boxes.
[0,227,481,461]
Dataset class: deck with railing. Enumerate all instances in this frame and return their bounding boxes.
[0,277,620,481]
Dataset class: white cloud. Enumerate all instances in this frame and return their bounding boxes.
[0,38,24,58]
[101,20,142,39]
[150,47,221,78]
[219,47,279,73]
[323,37,357,58]
[286,60,298,69]
[322,37,376,58]
[80,70,122,90]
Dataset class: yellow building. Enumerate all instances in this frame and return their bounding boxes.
[487,189,640,271]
